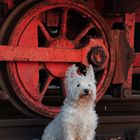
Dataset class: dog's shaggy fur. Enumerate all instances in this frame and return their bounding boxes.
[41,64,98,140]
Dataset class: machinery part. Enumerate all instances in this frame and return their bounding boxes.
[0,0,43,118]
[88,46,109,71]
[122,87,131,99]
[0,0,115,117]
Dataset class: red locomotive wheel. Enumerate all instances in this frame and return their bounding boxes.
[0,0,115,117]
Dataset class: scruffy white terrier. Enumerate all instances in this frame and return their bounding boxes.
[42,64,98,140]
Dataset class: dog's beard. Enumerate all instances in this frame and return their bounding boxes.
[76,90,94,106]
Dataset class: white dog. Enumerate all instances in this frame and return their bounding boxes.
[41,64,98,140]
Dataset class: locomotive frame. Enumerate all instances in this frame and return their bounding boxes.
[0,0,140,119]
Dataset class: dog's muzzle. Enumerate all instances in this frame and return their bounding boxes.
[83,89,90,96]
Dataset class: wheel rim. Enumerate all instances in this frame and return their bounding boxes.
[2,0,115,117]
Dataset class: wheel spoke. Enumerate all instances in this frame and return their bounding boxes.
[38,21,53,42]
[60,9,68,36]
[75,22,94,45]
[15,18,40,100]
[16,63,39,100]
[39,74,54,101]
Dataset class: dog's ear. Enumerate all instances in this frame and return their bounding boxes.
[86,65,96,83]
[66,64,79,79]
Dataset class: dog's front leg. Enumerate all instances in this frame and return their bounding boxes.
[80,131,95,140]
[63,125,76,140]
[63,135,75,140]
[87,132,96,140]
[63,130,75,140]
[86,136,95,140]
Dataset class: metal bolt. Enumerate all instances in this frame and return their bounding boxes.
[122,88,131,99]
[88,46,107,67]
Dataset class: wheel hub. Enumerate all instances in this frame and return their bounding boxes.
[88,46,109,71]
[45,38,74,77]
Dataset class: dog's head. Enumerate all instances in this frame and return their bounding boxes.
[65,64,96,103]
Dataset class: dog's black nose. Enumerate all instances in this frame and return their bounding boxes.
[84,89,89,94]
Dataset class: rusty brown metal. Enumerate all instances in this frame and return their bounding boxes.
[112,31,132,84]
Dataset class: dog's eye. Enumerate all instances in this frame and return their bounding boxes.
[77,84,80,87]
[88,84,91,87]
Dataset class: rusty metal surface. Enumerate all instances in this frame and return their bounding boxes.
[0,0,140,119]
[0,39,105,63]
[0,114,140,140]
[112,31,133,84]
[1,97,140,139]
[0,0,115,117]
[0,2,140,140]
